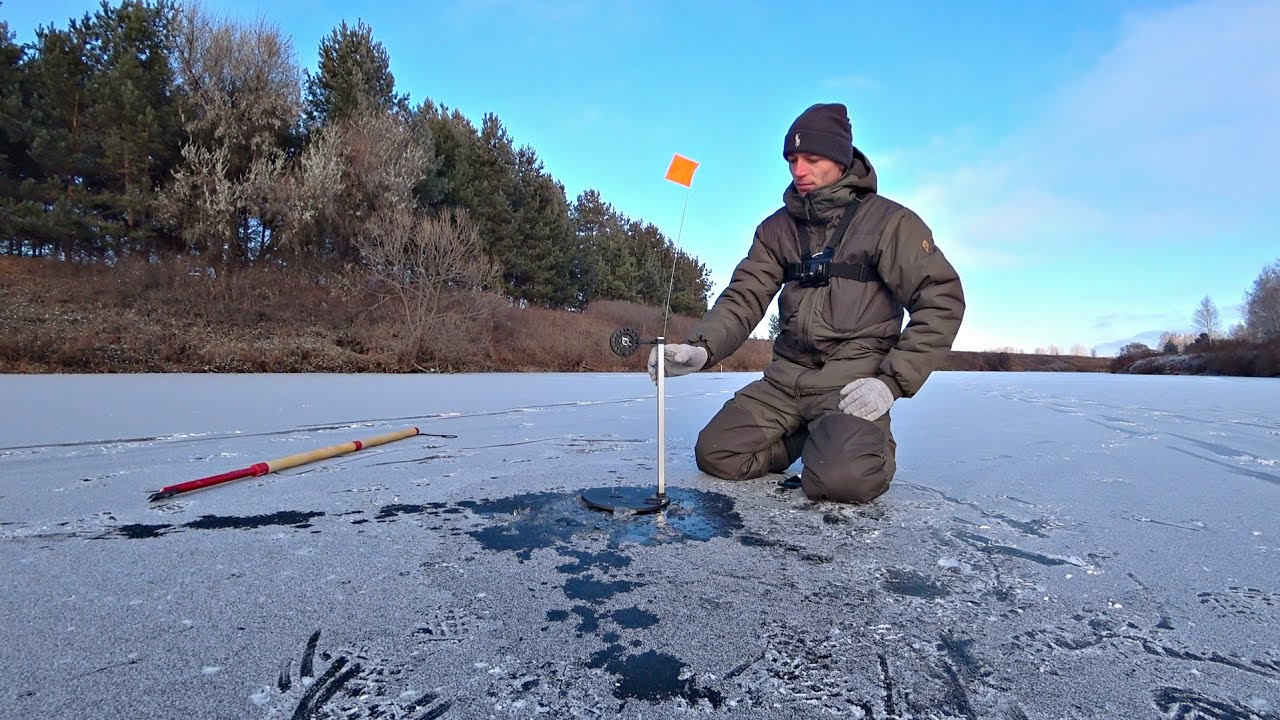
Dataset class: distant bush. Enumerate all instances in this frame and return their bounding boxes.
[1201,337,1280,377]
[1110,342,1160,373]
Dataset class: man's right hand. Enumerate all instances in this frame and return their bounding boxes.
[647,344,708,381]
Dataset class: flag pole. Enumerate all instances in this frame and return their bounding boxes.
[662,185,693,339]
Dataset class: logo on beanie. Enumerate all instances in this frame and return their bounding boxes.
[793,132,801,148]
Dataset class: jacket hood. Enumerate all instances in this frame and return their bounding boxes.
[784,147,878,224]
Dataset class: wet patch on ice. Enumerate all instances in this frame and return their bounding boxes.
[115,523,172,539]
[185,510,324,530]
[737,532,835,564]
[610,606,659,629]
[563,575,639,604]
[457,487,742,559]
[373,502,448,520]
[585,645,724,708]
[446,488,749,706]
[111,511,326,539]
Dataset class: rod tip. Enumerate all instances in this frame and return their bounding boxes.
[148,490,175,502]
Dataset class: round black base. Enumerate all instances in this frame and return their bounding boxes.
[581,486,670,514]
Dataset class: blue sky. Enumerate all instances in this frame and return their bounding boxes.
[6,0,1277,354]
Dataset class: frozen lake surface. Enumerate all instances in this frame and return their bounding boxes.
[1,371,1278,719]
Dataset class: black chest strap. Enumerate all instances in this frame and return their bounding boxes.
[783,195,881,283]
[825,261,880,282]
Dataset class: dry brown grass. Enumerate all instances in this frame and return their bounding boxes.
[945,350,1111,373]
[0,257,769,374]
[1,256,1184,375]
[0,255,381,372]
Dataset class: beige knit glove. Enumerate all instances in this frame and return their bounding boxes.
[837,377,894,421]
[647,344,708,381]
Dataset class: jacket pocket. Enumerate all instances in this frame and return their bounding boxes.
[778,283,802,329]
[776,283,821,358]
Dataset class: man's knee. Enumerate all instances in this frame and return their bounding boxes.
[695,404,781,481]
[800,414,892,504]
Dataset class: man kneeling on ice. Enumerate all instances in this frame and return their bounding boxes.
[650,103,965,503]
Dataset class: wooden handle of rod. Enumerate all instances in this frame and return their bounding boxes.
[263,427,420,473]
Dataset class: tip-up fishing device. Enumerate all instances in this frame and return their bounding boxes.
[581,153,700,516]
[580,327,672,514]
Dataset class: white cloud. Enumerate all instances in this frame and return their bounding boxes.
[890,0,1279,352]
[901,0,1280,259]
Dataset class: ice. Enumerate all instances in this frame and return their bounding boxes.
[1,371,1278,719]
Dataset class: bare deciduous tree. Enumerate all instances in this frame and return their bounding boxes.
[1192,296,1221,339]
[164,4,300,265]
[358,207,499,367]
[1158,330,1197,354]
[1243,259,1280,341]
[284,110,435,261]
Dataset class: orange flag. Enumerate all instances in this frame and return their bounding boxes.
[664,153,699,187]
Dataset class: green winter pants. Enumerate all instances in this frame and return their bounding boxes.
[693,376,897,504]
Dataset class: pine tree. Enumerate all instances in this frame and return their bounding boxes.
[0,19,36,254]
[82,0,183,256]
[23,20,96,258]
[509,144,575,307]
[572,189,639,305]
[303,20,404,133]
[15,1,183,259]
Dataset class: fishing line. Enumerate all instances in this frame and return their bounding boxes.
[661,187,691,339]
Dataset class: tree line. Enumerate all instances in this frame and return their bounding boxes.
[1115,258,1280,358]
[0,1,711,315]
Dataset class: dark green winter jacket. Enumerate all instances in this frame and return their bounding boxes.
[687,148,965,399]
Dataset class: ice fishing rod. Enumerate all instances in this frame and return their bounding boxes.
[147,426,432,502]
[581,154,698,515]
[580,328,672,514]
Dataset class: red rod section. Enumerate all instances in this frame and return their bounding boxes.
[149,463,269,501]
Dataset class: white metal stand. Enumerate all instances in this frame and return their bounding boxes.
[655,337,666,498]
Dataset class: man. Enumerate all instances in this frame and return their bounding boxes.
[649,103,964,504]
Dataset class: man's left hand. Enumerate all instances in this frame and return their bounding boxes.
[838,378,894,421]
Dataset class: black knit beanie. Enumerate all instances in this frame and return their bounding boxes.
[783,103,854,168]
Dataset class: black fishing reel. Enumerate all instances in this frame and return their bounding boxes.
[609,327,660,358]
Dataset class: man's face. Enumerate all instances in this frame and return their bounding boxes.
[787,153,844,196]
